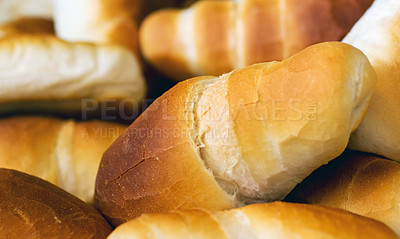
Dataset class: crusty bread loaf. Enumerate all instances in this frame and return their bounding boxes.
[0,116,127,202]
[342,0,400,161]
[108,202,397,239]
[140,0,374,81]
[94,42,377,226]
[0,35,146,116]
[0,18,54,38]
[54,0,142,53]
[0,0,53,24]
[0,168,111,239]
[287,150,400,236]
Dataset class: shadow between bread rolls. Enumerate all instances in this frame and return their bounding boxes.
[0,168,111,239]
[94,41,377,226]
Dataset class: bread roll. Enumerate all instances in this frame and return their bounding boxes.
[94,42,376,226]
[0,0,53,24]
[0,18,54,38]
[0,168,111,239]
[342,0,400,161]
[287,150,400,236]
[140,0,374,81]
[108,202,397,239]
[0,35,146,116]
[54,0,142,53]
[0,116,127,203]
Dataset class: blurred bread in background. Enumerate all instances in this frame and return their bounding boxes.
[0,116,127,202]
[0,18,54,38]
[0,0,53,24]
[140,0,374,81]
[0,35,146,118]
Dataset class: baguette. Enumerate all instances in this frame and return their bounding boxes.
[0,116,126,203]
[0,35,146,116]
[287,150,400,236]
[108,202,397,239]
[343,0,400,161]
[54,0,143,54]
[0,168,111,239]
[94,42,376,225]
[140,0,374,81]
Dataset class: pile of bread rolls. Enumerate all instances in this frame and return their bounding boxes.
[1,0,400,238]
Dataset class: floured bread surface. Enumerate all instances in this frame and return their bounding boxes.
[343,0,400,161]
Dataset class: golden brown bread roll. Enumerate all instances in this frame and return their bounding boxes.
[0,18,54,38]
[0,116,127,203]
[343,0,400,161]
[140,0,374,81]
[108,202,397,239]
[94,42,377,226]
[0,168,111,239]
[0,35,146,116]
[287,150,400,236]
[54,0,143,54]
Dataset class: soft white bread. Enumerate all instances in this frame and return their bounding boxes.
[95,42,377,226]
[343,0,400,161]
[0,0,53,24]
[0,18,54,38]
[108,202,397,239]
[0,168,112,239]
[54,0,142,53]
[0,116,127,203]
[140,0,374,81]
[0,35,146,115]
[288,151,400,236]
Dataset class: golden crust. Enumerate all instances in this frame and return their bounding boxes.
[139,0,373,81]
[0,168,111,239]
[109,202,397,238]
[95,42,376,226]
[95,77,235,226]
[193,1,235,75]
[139,9,193,80]
[288,150,400,236]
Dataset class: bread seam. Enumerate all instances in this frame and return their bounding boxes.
[187,77,238,204]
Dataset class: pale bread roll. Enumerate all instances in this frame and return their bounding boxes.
[0,0,53,24]
[0,35,146,115]
[343,0,400,161]
[54,0,142,53]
